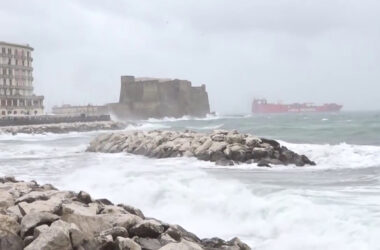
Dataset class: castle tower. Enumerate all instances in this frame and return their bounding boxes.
[0,41,44,116]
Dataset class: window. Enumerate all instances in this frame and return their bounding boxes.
[1,111,5,115]
[13,111,17,115]
[8,48,11,55]
[1,48,5,54]
[8,58,11,65]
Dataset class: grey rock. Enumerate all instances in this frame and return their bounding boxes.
[77,191,92,204]
[260,138,280,149]
[118,204,145,218]
[159,239,203,250]
[202,237,226,248]
[251,148,268,159]
[61,202,99,216]
[33,224,49,238]
[100,226,129,240]
[25,224,71,250]
[129,220,165,238]
[96,198,114,206]
[158,233,177,245]
[226,237,251,250]
[15,190,55,204]
[0,229,24,250]
[23,235,34,247]
[166,225,201,244]
[116,236,142,250]
[62,213,142,236]
[0,190,15,208]
[0,214,21,235]
[0,176,17,183]
[20,212,59,237]
[134,237,162,250]
[100,205,128,215]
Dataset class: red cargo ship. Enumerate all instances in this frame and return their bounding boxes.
[252,99,342,113]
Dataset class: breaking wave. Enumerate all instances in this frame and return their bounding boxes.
[145,114,222,122]
[283,142,380,169]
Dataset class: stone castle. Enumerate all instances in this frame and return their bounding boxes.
[107,76,211,119]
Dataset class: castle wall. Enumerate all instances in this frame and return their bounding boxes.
[113,75,210,119]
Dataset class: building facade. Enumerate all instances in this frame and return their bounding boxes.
[52,104,108,117]
[0,41,44,117]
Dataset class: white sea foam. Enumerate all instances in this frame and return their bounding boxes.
[1,124,380,249]
[282,142,380,169]
[186,124,224,130]
[145,114,222,122]
[53,153,380,250]
[124,123,171,131]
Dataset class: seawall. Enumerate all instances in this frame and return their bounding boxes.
[0,115,111,127]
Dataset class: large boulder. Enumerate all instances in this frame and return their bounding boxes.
[0,190,15,208]
[0,229,24,250]
[116,236,142,250]
[25,220,84,250]
[20,212,59,237]
[129,220,165,238]
[0,214,21,235]
[159,239,203,250]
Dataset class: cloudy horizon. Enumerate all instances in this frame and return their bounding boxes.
[1,0,379,113]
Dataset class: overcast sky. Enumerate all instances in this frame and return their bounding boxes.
[1,0,379,113]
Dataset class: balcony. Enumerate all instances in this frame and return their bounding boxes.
[0,64,33,70]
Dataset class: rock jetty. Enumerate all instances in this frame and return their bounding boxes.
[0,177,250,250]
[0,121,126,135]
[87,130,315,167]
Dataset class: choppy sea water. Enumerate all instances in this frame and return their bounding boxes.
[1,111,380,250]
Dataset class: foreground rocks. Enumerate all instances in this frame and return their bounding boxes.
[87,130,316,167]
[0,177,251,250]
[0,121,126,135]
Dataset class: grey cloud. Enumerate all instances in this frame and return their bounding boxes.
[1,0,380,113]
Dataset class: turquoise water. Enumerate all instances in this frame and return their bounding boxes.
[1,111,380,249]
[145,111,380,145]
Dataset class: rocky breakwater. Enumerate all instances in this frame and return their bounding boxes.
[87,130,315,167]
[0,177,250,250]
[0,121,126,135]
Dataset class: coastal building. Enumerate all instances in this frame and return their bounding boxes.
[52,104,108,117]
[0,41,44,117]
[108,75,211,119]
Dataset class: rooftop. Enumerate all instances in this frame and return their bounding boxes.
[0,41,33,50]
[135,77,174,83]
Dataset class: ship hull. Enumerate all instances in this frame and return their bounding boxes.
[252,100,342,114]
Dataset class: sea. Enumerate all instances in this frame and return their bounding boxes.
[1,111,380,250]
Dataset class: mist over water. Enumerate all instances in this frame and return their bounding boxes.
[1,112,380,249]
